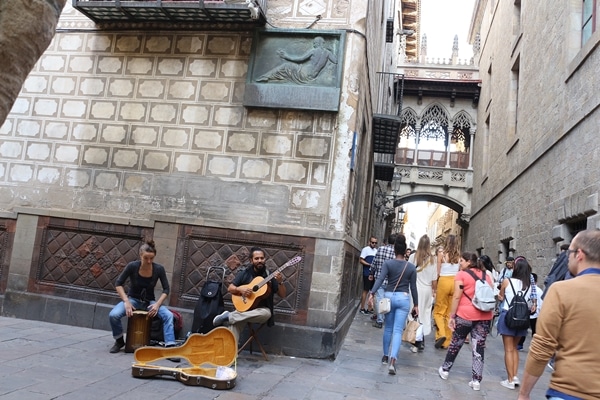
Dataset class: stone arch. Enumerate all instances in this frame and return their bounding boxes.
[393,192,464,215]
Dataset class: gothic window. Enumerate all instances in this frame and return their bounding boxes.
[451,111,472,150]
[399,108,417,139]
[420,104,449,144]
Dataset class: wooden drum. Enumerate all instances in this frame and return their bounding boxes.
[125,310,152,353]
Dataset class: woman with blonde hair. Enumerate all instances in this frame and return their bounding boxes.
[433,234,461,349]
[408,234,437,350]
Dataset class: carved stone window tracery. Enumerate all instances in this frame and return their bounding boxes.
[399,108,418,138]
[420,104,448,141]
[451,111,472,149]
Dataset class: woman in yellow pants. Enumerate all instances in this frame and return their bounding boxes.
[433,234,460,349]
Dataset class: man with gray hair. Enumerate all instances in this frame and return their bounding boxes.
[518,229,600,400]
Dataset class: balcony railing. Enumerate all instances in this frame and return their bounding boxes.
[396,148,469,169]
[72,0,267,25]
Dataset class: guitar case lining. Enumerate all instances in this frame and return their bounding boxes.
[131,327,237,389]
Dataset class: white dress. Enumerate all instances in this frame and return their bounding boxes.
[408,253,437,336]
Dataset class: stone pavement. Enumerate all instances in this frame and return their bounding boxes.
[0,312,551,399]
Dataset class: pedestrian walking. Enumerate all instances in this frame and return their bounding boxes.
[438,252,494,391]
[368,235,418,375]
[407,234,437,350]
[496,256,536,390]
[519,229,600,399]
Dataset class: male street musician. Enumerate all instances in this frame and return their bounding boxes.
[212,247,286,342]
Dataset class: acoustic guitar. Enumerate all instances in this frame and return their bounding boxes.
[231,256,302,312]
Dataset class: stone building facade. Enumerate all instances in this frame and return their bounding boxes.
[0,0,402,358]
[465,1,600,276]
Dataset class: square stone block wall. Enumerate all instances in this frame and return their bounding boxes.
[0,27,339,233]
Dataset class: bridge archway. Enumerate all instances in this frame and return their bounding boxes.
[392,193,464,216]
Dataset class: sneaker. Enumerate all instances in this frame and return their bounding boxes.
[109,337,125,353]
[435,337,446,349]
[388,360,396,375]
[372,321,383,329]
[212,310,230,327]
[359,309,368,315]
[513,376,520,386]
[517,344,523,351]
[410,345,418,353]
[366,309,374,314]
[381,355,388,364]
[468,380,481,391]
[438,366,449,380]
[500,379,515,390]
[547,359,555,371]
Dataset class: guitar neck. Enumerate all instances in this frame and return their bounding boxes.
[253,256,301,289]
[255,265,287,289]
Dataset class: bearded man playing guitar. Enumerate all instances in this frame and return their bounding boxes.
[213,247,288,342]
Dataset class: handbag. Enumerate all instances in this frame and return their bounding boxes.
[378,297,391,314]
[402,317,421,343]
[376,262,408,315]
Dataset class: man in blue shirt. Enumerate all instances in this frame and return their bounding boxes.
[359,236,378,315]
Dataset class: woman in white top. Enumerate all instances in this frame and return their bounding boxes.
[433,234,460,349]
[496,256,536,390]
[408,234,437,350]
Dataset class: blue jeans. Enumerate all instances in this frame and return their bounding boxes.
[375,287,385,323]
[382,291,410,360]
[109,298,175,345]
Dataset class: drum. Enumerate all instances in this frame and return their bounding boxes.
[125,310,152,353]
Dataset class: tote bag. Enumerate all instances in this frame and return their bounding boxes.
[402,317,421,343]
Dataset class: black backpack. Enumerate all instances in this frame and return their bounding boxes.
[191,266,226,334]
[504,279,531,330]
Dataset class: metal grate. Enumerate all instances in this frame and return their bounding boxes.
[373,114,401,154]
[72,0,267,24]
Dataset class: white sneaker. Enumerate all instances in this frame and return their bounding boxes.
[513,376,520,386]
[468,381,481,391]
[438,366,449,380]
[500,379,515,390]
[410,345,418,353]
[212,310,230,327]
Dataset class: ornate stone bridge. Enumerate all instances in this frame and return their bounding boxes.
[372,42,481,233]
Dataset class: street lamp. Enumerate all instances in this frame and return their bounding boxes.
[375,177,403,217]
[396,206,406,233]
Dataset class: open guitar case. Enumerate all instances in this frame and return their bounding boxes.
[131,327,237,389]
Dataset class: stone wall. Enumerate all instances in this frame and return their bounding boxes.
[466,1,600,277]
[0,1,377,358]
